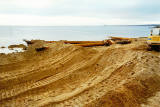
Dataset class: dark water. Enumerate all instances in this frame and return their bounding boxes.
[0,25,153,47]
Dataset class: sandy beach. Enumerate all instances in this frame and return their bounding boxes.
[0,38,160,107]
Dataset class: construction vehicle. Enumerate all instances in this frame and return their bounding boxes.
[147,27,160,51]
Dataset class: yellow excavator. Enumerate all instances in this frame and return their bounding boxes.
[147,27,160,51]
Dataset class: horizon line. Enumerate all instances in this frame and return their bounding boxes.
[0,24,159,27]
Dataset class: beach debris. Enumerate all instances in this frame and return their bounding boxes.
[23,36,132,48]
[109,36,132,44]
[63,41,104,44]
[47,40,107,47]
[104,39,115,45]
[8,44,27,50]
[23,39,34,45]
[23,39,46,47]
[110,36,132,41]
[46,40,104,44]
[0,46,5,48]
[116,40,131,44]
[73,42,107,47]
[35,46,49,52]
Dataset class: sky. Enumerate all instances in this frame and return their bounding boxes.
[0,0,160,26]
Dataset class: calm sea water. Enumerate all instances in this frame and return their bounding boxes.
[0,25,153,47]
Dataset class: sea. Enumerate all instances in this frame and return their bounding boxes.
[0,25,154,53]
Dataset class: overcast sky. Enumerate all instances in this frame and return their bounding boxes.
[0,0,160,26]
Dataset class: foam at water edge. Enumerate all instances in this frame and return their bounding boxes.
[0,48,24,54]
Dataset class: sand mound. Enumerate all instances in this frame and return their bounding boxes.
[0,39,160,107]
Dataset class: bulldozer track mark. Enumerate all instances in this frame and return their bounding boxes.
[1,40,160,107]
[0,52,101,102]
[0,48,87,88]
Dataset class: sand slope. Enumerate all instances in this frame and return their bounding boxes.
[0,39,160,107]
